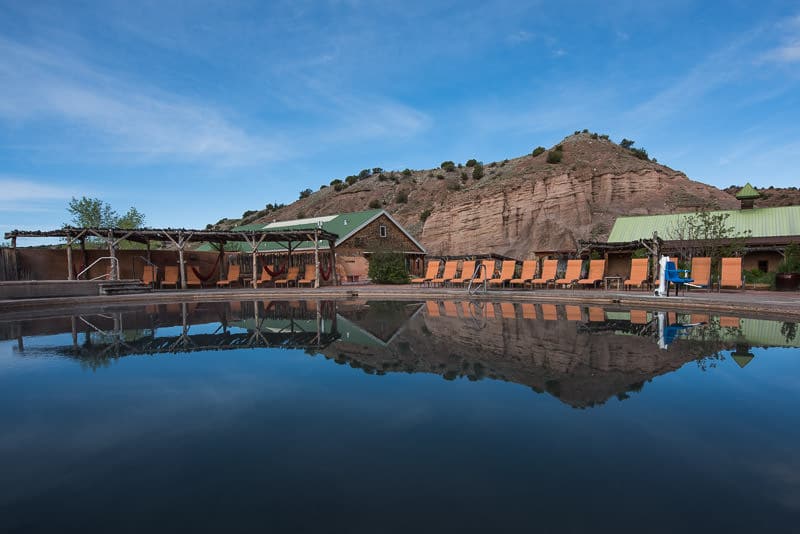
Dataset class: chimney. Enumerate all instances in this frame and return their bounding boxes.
[735,182,760,210]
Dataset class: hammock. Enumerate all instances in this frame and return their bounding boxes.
[263,263,287,277]
[191,254,222,282]
[319,258,333,281]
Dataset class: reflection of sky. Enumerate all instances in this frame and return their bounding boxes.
[1,336,799,531]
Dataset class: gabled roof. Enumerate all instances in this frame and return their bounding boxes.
[735,183,761,200]
[607,205,800,243]
[200,209,426,253]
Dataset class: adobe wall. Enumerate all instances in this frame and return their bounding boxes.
[13,248,222,283]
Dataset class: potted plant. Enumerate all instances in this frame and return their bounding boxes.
[775,243,800,291]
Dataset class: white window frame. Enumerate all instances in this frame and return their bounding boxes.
[379,224,387,238]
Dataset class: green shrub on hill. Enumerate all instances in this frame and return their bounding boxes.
[440,161,456,172]
[531,146,546,157]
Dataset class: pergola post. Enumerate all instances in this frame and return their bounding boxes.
[313,228,320,288]
[10,236,16,249]
[330,239,339,286]
[178,246,187,289]
[66,234,74,280]
[108,229,117,280]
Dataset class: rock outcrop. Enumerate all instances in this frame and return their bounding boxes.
[220,133,739,256]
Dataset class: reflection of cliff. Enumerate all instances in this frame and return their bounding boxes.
[324,302,731,409]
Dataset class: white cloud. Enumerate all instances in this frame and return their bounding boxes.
[506,31,533,45]
[763,40,800,63]
[0,37,288,165]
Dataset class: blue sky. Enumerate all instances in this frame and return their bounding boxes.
[1,1,799,233]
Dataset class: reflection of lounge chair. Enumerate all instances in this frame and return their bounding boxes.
[500,302,516,318]
[161,266,179,289]
[521,303,537,319]
[588,307,605,322]
[483,302,496,318]
[412,260,440,286]
[489,261,517,287]
[275,266,300,287]
[565,305,582,321]
[624,258,649,290]
[426,301,440,317]
[442,301,458,317]
[719,257,743,290]
[665,261,693,296]
[577,260,605,288]
[690,314,709,324]
[298,264,317,287]
[541,304,557,321]
[450,261,476,286]
[510,260,537,288]
[217,264,240,288]
[688,257,711,290]
[431,261,458,287]
[630,310,648,324]
[719,316,741,328]
[532,260,558,288]
[555,260,582,288]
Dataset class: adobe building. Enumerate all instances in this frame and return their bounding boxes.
[208,209,427,281]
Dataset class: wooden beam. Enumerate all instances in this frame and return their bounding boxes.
[66,237,74,280]
[314,228,320,288]
[330,239,339,286]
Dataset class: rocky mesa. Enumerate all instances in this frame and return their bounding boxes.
[218,132,741,257]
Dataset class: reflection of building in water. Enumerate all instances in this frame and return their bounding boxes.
[2,300,798,408]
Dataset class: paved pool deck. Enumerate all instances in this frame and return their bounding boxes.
[1,284,798,321]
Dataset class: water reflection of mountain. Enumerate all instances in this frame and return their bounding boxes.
[2,300,797,408]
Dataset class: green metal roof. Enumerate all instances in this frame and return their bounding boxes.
[735,183,761,200]
[197,209,425,253]
[607,205,800,243]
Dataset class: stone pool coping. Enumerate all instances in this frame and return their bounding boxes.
[1,286,798,321]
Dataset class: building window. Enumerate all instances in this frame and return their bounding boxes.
[758,260,768,273]
[379,225,387,238]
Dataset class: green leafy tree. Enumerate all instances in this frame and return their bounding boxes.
[67,196,144,228]
[465,159,478,167]
[368,251,410,284]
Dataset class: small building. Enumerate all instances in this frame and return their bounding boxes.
[603,185,800,277]
[203,209,427,281]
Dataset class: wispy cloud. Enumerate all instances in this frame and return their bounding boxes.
[0,37,288,165]
[0,177,76,214]
[763,40,800,63]
[506,30,533,45]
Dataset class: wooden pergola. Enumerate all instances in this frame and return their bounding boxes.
[4,226,340,289]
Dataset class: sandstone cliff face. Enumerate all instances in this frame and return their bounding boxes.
[225,133,739,257]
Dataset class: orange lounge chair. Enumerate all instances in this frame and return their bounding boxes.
[450,261,476,286]
[412,260,440,286]
[531,259,558,288]
[555,260,582,288]
[431,261,458,287]
[140,265,156,287]
[185,266,203,288]
[510,260,537,288]
[161,265,179,289]
[426,301,440,317]
[565,305,582,321]
[577,259,606,288]
[257,265,274,287]
[688,257,711,290]
[297,264,317,287]
[624,258,649,290]
[719,257,743,290]
[489,260,517,287]
[217,264,241,288]
[275,266,300,287]
[472,260,495,285]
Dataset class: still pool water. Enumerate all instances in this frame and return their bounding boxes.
[1,300,799,533]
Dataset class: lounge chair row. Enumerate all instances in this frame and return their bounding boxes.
[413,256,745,291]
[412,259,608,288]
[141,263,333,289]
